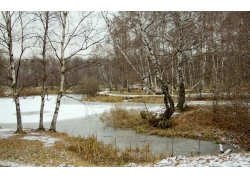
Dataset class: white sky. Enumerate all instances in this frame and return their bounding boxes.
[0,0,249,11]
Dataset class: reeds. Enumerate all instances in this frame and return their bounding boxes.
[67,134,159,166]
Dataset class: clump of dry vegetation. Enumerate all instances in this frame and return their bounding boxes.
[100,104,150,131]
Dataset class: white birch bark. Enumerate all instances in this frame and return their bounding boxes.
[50,12,67,131]
[98,62,112,92]
[48,12,104,131]
[175,12,186,111]
[137,12,175,120]
[38,11,49,131]
[1,12,23,133]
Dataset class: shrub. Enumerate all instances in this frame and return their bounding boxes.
[100,104,150,129]
[74,76,99,96]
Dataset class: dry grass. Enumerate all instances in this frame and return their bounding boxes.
[67,133,161,166]
[0,130,91,167]
[149,103,250,150]
[128,96,164,104]
[1,86,71,97]
[19,86,60,96]
[100,102,250,150]
[100,104,150,130]
[83,95,125,102]
[0,129,162,167]
[107,90,148,95]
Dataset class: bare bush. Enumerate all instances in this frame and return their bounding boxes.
[74,76,99,96]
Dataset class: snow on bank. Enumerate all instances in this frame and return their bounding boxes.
[125,152,250,167]
[0,128,17,139]
[0,159,36,167]
[0,129,59,147]
[0,129,61,166]
[152,152,250,167]
[20,134,59,147]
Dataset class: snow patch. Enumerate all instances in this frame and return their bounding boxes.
[151,152,250,167]
[0,129,17,139]
[0,159,36,167]
[20,135,59,147]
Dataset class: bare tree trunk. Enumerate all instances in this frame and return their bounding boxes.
[175,15,186,111]
[2,12,23,133]
[126,66,130,92]
[98,64,108,88]
[138,12,175,122]
[199,54,207,97]
[38,11,49,131]
[108,62,113,92]
[49,12,67,132]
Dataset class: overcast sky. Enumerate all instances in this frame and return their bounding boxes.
[0,0,249,11]
[0,11,107,59]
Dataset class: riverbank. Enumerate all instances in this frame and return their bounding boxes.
[1,94,250,166]
[1,128,250,167]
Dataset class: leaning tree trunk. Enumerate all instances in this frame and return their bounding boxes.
[102,11,174,127]
[138,12,175,125]
[49,60,65,132]
[50,91,63,132]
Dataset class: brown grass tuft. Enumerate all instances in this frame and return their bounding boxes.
[100,104,150,129]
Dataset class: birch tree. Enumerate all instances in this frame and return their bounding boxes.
[103,11,175,127]
[48,11,104,132]
[0,11,34,133]
[34,11,52,130]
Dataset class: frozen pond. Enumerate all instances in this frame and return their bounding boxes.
[0,94,239,156]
